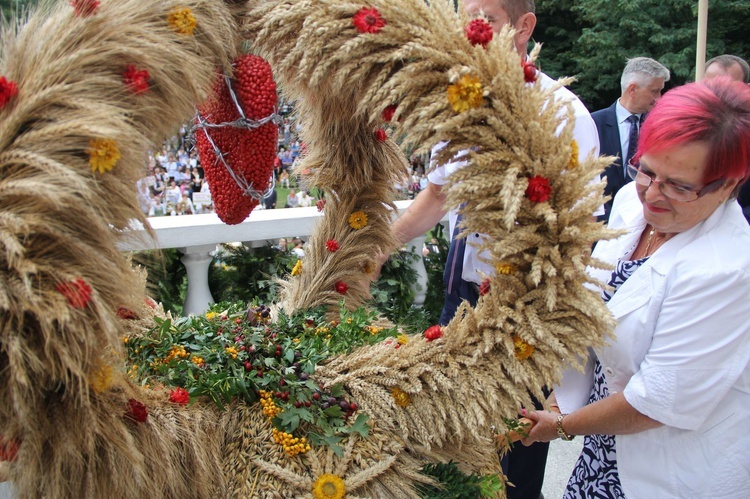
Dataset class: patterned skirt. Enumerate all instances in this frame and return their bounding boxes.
[563,359,625,499]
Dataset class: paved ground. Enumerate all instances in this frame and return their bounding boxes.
[542,438,583,498]
[0,439,583,499]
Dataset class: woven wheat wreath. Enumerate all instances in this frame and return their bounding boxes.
[0,0,614,497]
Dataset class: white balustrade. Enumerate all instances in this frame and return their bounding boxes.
[118,200,447,315]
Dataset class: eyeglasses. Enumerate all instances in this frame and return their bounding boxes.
[626,161,725,202]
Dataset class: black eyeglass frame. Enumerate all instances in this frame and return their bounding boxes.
[626,161,725,202]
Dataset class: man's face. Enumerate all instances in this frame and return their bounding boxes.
[629,77,665,114]
[464,0,511,33]
[704,62,745,83]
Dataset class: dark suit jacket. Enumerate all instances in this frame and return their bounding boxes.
[592,102,630,223]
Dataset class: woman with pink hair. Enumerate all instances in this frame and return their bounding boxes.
[523,78,750,498]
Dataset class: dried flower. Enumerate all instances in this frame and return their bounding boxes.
[525,175,552,203]
[391,387,411,407]
[382,104,397,122]
[70,0,99,17]
[447,74,484,113]
[495,262,517,275]
[88,138,121,173]
[56,278,92,308]
[291,260,303,276]
[334,281,348,294]
[479,278,491,296]
[348,211,368,230]
[316,199,326,212]
[362,259,376,274]
[89,364,113,393]
[325,239,339,252]
[513,335,535,360]
[569,140,579,169]
[0,76,18,109]
[352,7,386,34]
[397,334,409,345]
[0,436,19,462]
[167,7,197,35]
[125,398,148,423]
[424,325,443,341]
[123,65,150,94]
[117,306,137,320]
[466,18,493,47]
[312,473,346,499]
[169,387,190,406]
[374,128,387,142]
[522,59,538,83]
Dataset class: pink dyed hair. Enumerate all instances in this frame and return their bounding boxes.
[636,77,750,184]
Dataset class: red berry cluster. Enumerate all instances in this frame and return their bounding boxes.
[195,54,278,225]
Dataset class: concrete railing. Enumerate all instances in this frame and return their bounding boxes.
[118,200,446,315]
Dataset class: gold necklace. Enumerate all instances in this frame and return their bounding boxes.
[643,225,665,257]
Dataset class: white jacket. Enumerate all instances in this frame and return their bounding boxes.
[556,182,750,498]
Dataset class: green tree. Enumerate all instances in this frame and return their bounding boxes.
[535,0,750,111]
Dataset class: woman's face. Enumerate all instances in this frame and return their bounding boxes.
[636,142,738,235]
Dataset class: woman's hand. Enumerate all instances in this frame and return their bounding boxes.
[521,409,561,446]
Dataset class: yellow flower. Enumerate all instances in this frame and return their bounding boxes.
[447,74,484,113]
[87,138,120,173]
[391,387,411,407]
[569,139,579,169]
[513,335,535,361]
[362,259,376,274]
[397,334,408,345]
[292,260,303,276]
[348,211,368,230]
[312,473,346,499]
[167,7,197,35]
[495,262,517,275]
[89,364,113,394]
[205,311,217,320]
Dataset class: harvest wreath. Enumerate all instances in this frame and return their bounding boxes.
[0,0,614,497]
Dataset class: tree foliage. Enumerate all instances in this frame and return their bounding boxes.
[535,0,750,111]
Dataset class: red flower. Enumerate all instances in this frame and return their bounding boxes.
[116,306,138,320]
[479,278,491,296]
[424,325,443,341]
[353,7,386,34]
[56,278,92,309]
[525,175,552,203]
[70,0,100,16]
[382,104,397,122]
[144,296,157,309]
[374,128,387,142]
[522,60,538,83]
[125,398,149,423]
[466,18,493,47]
[326,239,339,252]
[334,281,348,294]
[0,436,19,462]
[316,199,326,212]
[169,387,190,406]
[0,76,18,109]
[123,65,150,94]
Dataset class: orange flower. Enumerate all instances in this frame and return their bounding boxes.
[167,7,197,35]
[391,387,411,407]
[513,335,535,361]
[348,211,368,230]
[87,138,120,173]
[447,75,484,113]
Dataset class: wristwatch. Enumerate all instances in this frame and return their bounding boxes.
[556,413,575,441]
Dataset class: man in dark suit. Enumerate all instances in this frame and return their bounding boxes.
[593,57,670,222]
